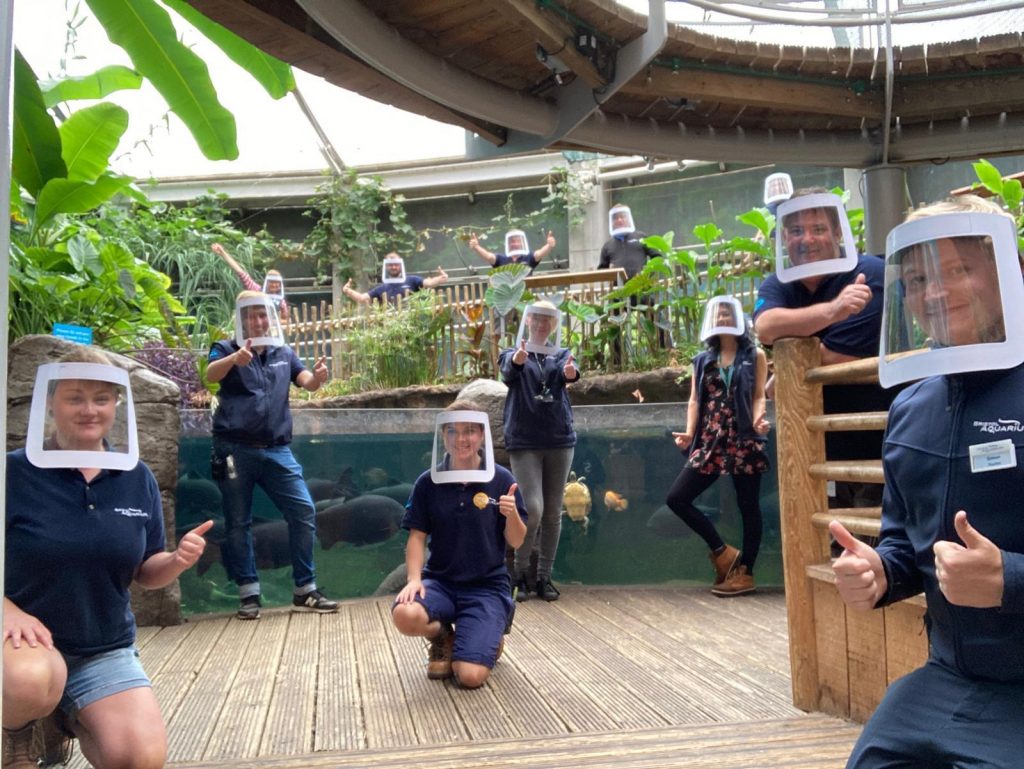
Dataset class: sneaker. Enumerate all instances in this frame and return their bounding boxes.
[427,624,454,680]
[237,595,261,620]
[512,574,530,603]
[709,544,740,585]
[292,590,339,613]
[712,564,756,597]
[535,576,560,602]
[3,723,39,769]
[33,710,74,767]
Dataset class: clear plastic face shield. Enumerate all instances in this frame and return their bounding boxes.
[26,363,139,470]
[381,255,406,285]
[879,212,1024,388]
[430,411,495,485]
[608,204,635,237]
[515,303,562,355]
[700,295,745,341]
[774,193,858,283]
[234,294,284,348]
[763,172,794,207]
[505,229,530,258]
[262,271,285,300]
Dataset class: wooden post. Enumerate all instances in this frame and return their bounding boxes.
[774,337,829,712]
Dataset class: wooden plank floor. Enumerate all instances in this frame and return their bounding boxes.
[66,586,861,769]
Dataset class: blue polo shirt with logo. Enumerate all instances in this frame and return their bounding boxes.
[367,276,426,304]
[402,465,527,584]
[5,449,165,657]
[753,254,885,358]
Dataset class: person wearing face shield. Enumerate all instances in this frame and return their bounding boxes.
[754,186,896,519]
[830,196,1024,769]
[211,242,290,322]
[341,253,448,305]
[467,230,556,274]
[4,347,213,769]
[498,301,580,602]
[206,291,338,620]
[391,401,528,689]
[665,296,771,596]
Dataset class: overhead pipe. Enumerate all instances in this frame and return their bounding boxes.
[295,0,1023,168]
[678,0,1024,27]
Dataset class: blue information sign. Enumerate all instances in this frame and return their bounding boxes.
[52,323,94,345]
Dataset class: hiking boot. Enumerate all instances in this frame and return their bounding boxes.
[709,544,740,585]
[3,723,39,769]
[237,595,261,620]
[33,709,74,768]
[512,574,530,603]
[427,624,454,680]
[292,590,339,613]
[712,564,756,597]
[535,576,560,602]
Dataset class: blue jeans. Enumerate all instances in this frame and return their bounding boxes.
[214,439,317,592]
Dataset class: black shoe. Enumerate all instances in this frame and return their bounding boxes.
[292,589,339,613]
[237,595,261,620]
[535,576,560,602]
[513,574,530,603]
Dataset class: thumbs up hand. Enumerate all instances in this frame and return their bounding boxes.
[499,483,519,519]
[933,511,1004,608]
[830,521,887,611]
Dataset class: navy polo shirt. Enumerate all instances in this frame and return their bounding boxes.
[753,254,885,358]
[367,276,425,303]
[5,449,165,657]
[209,341,305,446]
[493,252,541,272]
[402,465,527,584]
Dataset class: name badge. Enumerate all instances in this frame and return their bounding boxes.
[969,439,1018,473]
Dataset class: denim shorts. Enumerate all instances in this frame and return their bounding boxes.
[59,646,151,718]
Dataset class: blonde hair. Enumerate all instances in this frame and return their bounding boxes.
[236,290,267,303]
[57,346,113,366]
[905,194,1010,222]
[531,300,558,313]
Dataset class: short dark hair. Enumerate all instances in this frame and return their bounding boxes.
[784,186,841,234]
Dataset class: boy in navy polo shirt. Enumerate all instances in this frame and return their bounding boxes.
[468,229,556,273]
[391,400,527,689]
[341,253,448,305]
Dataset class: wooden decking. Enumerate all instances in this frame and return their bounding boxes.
[69,586,862,768]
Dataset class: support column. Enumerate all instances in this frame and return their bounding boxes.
[568,161,605,273]
[862,164,908,257]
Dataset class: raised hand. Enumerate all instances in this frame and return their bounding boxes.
[934,510,1004,608]
[830,521,887,611]
[563,354,577,379]
[499,484,519,518]
[312,356,330,384]
[830,273,872,323]
[512,339,528,365]
[211,243,227,257]
[436,266,448,282]
[469,232,480,250]
[235,339,254,367]
[174,520,214,570]
[546,230,556,248]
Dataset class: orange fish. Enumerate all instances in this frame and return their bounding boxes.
[604,490,629,512]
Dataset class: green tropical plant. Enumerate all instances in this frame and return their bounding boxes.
[971,158,1024,250]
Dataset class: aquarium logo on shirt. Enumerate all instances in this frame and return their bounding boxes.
[973,419,1024,434]
[115,507,150,518]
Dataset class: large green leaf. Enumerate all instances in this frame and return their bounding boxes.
[160,0,295,99]
[34,175,133,228]
[84,0,238,160]
[59,103,130,182]
[12,49,67,198]
[40,65,144,107]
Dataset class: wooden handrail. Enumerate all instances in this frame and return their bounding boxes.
[806,412,888,431]
[808,459,884,484]
[804,357,880,385]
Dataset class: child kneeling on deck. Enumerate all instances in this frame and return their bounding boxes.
[391,400,527,688]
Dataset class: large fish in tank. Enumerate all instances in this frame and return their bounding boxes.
[562,472,592,534]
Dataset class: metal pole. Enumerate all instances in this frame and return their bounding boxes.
[862,164,908,256]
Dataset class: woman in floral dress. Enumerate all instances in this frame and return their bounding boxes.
[665,296,770,596]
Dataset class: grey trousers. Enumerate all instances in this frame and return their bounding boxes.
[509,447,575,579]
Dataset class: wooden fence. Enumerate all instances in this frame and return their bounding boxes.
[773,337,927,721]
[282,259,764,381]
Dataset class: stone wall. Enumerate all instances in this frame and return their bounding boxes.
[7,335,183,626]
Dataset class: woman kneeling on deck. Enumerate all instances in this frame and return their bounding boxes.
[664,296,771,596]
[391,400,527,688]
[3,347,212,769]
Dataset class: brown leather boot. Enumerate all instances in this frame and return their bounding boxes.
[709,544,740,585]
[3,723,39,769]
[426,624,454,680]
[712,564,756,597]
